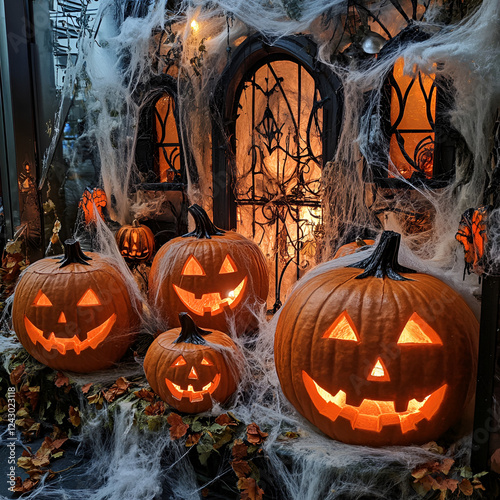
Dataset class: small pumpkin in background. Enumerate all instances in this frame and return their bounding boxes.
[144,313,241,413]
[275,231,478,447]
[149,204,269,335]
[333,237,375,259]
[116,220,155,263]
[12,239,141,373]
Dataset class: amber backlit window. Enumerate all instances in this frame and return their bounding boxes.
[154,93,181,182]
[389,57,436,179]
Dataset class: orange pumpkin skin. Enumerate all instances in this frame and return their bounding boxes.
[149,205,269,335]
[333,238,375,259]
[12,240,141,373]
[116,220,155,262]
[274,232,478,447]
[144,313,240,413]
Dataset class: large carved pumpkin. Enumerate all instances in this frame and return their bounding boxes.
[149,204,269,334]
[12,240,141,372]
[144,313,240,413]
[274,231,478,446]
[116,220,155,262]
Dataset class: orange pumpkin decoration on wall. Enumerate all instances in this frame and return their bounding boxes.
[149,204,269,335]
[12,240,141,372]
[144,313,240,413]
[274,231,478,446]
[116,220,155,262]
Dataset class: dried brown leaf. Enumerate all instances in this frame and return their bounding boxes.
[167,412,189,440]
[459,478,474,496]
[231,459,252,478]
[69,406,81,427]
[10,364,25,385]
[144,401,165,416]
[81,383,93,394]
[246,423,268,445]
[186,432,202,447]
[134,388,155,402]
[215,413,238,426]
[54,372,69,388]
[438,458,455,475]
[237,477,264,500]
[232,439,248,460]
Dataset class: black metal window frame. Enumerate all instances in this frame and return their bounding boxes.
[212,34,343,230]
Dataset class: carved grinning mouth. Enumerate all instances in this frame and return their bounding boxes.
[165,373,221,402]
[302,371,447,433]
[24,314,117,355]
[173,277,247,316]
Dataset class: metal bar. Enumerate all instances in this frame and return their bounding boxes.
[471,275,500,472]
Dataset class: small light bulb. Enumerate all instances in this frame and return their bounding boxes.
[228,290,235,299]
[191,20,199,32]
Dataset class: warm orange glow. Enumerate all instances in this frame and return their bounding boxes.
[201,358,213,366]
[165,373,221,403]
[173,277,247,316]
[397,313,442,345]
[367,358,390,381]
[188,367,198,379]
[181,255,206,276]
[389,57,436,179]
[79,188,107,225]
[219,254,237,274]
[172,356,187,367]
[190,20,199,31]
[58,312,67,324]
[323,311,360,342]
[302,371,447,433]
[77,289,101,307]
[33,290,52,307]
[24,314,116,355]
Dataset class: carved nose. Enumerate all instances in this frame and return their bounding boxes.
[58,312,67,324]
[188,367,198,380]
[367,357,390,382]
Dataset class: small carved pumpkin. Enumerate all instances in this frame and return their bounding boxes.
[333,238,375,259]
[12,240,141,372]
[275,231,478,446]
[149,204,269,335]
[116,220,155,262]
[144,313,240,413]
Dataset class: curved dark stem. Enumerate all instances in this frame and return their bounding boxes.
[183,204,225,239]
[348,231,415,280]
[59,239,92,268]
[174,313,212,344]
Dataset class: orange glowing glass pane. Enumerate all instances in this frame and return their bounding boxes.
[33,290,52,306]
[77,289,101,306]
[397,313,442,345]
[367,358,390,382]
[323,311,360,342]
[219,254,237,274]
[389,57,436,179]
[201,358,213,366]
[172,356,186,367]
[181,255,206,276]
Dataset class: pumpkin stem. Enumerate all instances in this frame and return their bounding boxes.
[348,231,415,281]
[59,239,92,268]
[174,313,212,344]
[183,204,225,239]
[132,219,140,228]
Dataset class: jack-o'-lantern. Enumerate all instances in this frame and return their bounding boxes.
[143,313,240,413]
[116,220,155,262]
[333,238,375,259]
[149,204,269,335]
[275,231,478,446]
[12,240,141,372]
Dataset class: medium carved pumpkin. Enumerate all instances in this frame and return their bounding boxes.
[116,220,155,262]
[274,231,478,446]
[12,240,141,372]
[333,238,375,259]
[144,313,240,413]
[149,204,269,335]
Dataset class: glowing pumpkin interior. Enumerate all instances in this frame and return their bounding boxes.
[304,311,447,433]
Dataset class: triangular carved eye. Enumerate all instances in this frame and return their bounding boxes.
[172,356,186,367]
[219,255,237,274]
[77,289,101,306]
[182,255,206,276]
[201,358,213,366]
[397,313,443,345]
[322,311,360,342]
[33,290,52,306]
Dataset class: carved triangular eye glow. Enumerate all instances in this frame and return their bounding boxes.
[367,357,391,381]
[201,358,213,366]
[172,356,186,367]
[219,254,237,274]
[77,289,101,306]
[182,255,206,276]
[33,290,52,306]
[322,311,360,342]
[397,313,443,345]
